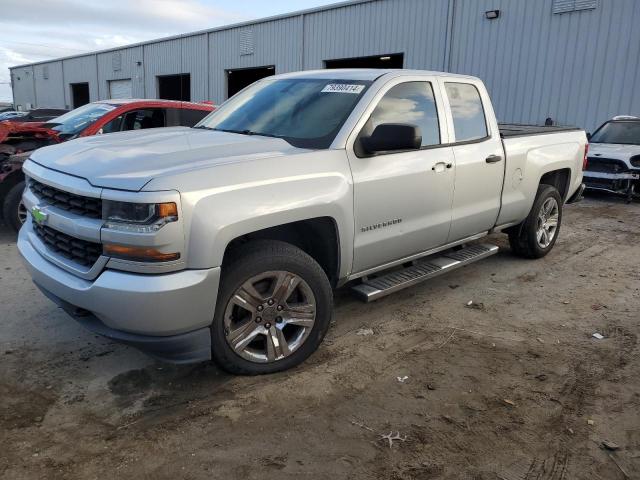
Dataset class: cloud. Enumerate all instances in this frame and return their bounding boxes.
[0,0,249,102]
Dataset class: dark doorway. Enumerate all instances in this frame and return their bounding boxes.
[158,74,191,101]
[226,66,275,99]
[70,83,90,108]
[324,53,404,69]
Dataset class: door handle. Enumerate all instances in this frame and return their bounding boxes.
[432,162,453,171]
[486,154,503,163]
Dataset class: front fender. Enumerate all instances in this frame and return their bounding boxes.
[148,150,355,279]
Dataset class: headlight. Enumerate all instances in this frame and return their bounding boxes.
[103,201,178,233]
[631,155,640,168]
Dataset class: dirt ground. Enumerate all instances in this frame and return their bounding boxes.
[0,194,638,479]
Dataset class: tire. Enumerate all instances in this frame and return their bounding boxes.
[2,181,27,233]
[508,184,563,259]
[211,240,333,375]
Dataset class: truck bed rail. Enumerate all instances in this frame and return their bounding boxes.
[499,123,582,138]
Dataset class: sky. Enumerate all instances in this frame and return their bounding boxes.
[0,0,340,103]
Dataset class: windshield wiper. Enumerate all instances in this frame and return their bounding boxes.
[212,128,282,139]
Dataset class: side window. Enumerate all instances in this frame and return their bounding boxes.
[165,108,182,127]
[362,81,440,147]
[102,115,124,134]
[121,109,166,131]
[179,109,210,127]
[444,82,488,142]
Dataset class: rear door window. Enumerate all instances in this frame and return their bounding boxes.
[165,108,210,127]
[180,108,210,127]
[121,109,166,131]
[444,82,488,142]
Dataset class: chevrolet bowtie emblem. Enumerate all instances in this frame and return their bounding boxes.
[31,206,48,225]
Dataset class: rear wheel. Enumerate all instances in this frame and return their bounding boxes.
[3,181,27,233]
[508,184,562,259]
[211,240,333,375]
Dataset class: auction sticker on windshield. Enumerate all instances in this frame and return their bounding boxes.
[321,84,366,94]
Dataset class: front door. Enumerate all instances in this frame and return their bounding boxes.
[348,80,455,273]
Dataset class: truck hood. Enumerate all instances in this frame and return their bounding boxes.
[0,120,55,143]
[589,143,640,161]
[29,127,305,191]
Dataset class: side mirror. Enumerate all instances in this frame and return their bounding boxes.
[586,132,592,140]
[360,123,422,154]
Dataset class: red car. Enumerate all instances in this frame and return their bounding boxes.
[0,99,214,232]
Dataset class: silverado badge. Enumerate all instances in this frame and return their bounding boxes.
[31,206,48,225]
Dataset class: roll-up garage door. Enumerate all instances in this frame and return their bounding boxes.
[108,79,132,99]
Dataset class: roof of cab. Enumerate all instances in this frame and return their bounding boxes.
[91,99,215,109]
[274,68,479,81]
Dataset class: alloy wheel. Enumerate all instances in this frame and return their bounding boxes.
[536,197,559,248]
[223,271,316,363]
[18,200,27,225]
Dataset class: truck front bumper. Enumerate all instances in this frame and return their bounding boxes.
[583,171,639,200]
[18,227,221,364]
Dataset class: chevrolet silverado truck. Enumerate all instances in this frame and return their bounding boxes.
[0,99,214,232]
[17,69,587,374]
[583,116,640,202]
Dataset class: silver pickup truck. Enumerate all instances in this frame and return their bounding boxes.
[18,69,587,374]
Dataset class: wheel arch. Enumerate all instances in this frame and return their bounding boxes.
[539,168,571,201]
[0,167,25,218]
[222,217,342,287]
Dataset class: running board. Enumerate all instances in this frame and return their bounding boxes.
[351,243,499,302]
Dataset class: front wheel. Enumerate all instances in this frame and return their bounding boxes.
[3,181,27,233]
[508,184,563,259]
[211,240,333,375]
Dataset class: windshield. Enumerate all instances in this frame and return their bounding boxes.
[196,78,372,149]
[49,103,117,137]
[590,121,640,145]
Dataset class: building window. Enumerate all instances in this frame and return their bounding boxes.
[43,66,49,80]
[552,0,597,14]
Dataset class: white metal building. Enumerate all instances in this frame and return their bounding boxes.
[9,0,640,132]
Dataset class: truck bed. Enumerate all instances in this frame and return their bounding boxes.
[499,123,581,138]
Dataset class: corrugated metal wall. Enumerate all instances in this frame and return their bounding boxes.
[62,55,99,107]
[96,46,144,99]
[449,0,640,131]
[208,16,303,102]
[144,38,182,98]
[8,0,640,131]
[181,34,209,102]
[10,66,36,110]
[33,61,64,108]
[302,0,450,70]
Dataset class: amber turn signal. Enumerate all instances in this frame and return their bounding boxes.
[103,244,180,262]
[157,202,178,218]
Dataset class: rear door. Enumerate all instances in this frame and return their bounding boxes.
[347,76,456,273]
[439,80,504,242]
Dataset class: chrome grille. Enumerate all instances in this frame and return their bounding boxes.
[29,178,102,219]
[32,221,102,267]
